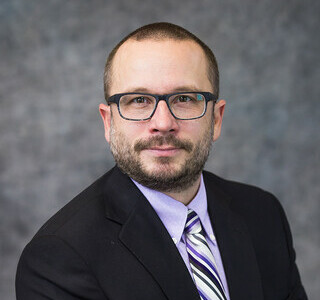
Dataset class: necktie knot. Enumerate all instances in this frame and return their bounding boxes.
[185,209,202,235]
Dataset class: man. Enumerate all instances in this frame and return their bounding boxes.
[16,23,307,300]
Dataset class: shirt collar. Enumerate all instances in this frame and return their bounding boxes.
[132,174,216,245]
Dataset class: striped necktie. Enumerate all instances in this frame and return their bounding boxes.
[185,209,227,300]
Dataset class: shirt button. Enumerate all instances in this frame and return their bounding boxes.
[210,234,216,241]
[172,237,177,244]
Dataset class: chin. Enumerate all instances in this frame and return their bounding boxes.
[144,160,183,177]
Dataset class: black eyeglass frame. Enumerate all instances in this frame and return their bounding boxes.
[107,91,218,121]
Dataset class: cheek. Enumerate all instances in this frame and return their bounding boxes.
[184,118,212,138]
[113,120,147,144]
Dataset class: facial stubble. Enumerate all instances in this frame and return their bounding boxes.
[109,117,214,193]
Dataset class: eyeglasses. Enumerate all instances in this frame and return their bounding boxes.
[107,92,217,121]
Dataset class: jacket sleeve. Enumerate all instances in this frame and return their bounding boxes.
[16,235,107,300]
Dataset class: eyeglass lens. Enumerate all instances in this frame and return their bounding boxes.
[119,93,206,120]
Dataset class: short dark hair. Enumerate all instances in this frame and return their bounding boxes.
[103,22,219,100]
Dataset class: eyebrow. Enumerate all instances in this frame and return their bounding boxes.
[123,86,202,94]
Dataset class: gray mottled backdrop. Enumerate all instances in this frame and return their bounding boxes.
[1,0,319,299]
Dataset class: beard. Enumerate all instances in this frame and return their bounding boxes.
[109,119,213,193]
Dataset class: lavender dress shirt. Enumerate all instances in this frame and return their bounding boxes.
[132,174,230,300]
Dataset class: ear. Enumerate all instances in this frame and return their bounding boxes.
[99,103,112,143]
[212,99,226,142]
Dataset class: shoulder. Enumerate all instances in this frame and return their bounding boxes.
[203,170,280,205]
[202,171,308,299]
[24,166,136,252]
[22,165,137,256]
[34,170,112,238]
[202,170,286,225]
[16,169,118,298]
[203,170,292,259]
[203,170,274,198]
[27,166,131,255]
[15,168,118,299]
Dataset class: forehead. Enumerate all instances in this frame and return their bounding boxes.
[110,38,211,94]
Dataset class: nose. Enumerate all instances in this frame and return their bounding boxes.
[149,100,179,133]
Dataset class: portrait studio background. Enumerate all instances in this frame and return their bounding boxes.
[1,1,319,299]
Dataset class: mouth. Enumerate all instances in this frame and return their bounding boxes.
[143,146,181,156]
[149,146,178,150]
[134,135,193,154]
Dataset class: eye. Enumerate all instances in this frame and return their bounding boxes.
[175,95,196,103]
[120,94,155,107]
[131,97,147,104]
[132,96,149,104]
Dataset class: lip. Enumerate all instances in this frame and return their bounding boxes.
[143,146,181,157]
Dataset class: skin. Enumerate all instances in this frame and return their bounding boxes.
[99,39,226,204]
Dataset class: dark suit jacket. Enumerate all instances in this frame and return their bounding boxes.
[16,166,307,299]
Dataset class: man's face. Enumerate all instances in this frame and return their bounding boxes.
[100,39,225,192]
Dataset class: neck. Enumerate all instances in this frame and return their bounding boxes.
[162,176,201,205]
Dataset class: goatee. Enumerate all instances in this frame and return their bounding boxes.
[109,122,213,193]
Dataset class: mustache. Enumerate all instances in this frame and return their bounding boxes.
[134,135,193,153]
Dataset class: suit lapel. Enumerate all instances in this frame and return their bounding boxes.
[104,167,200,300]
[204,174,264,300]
